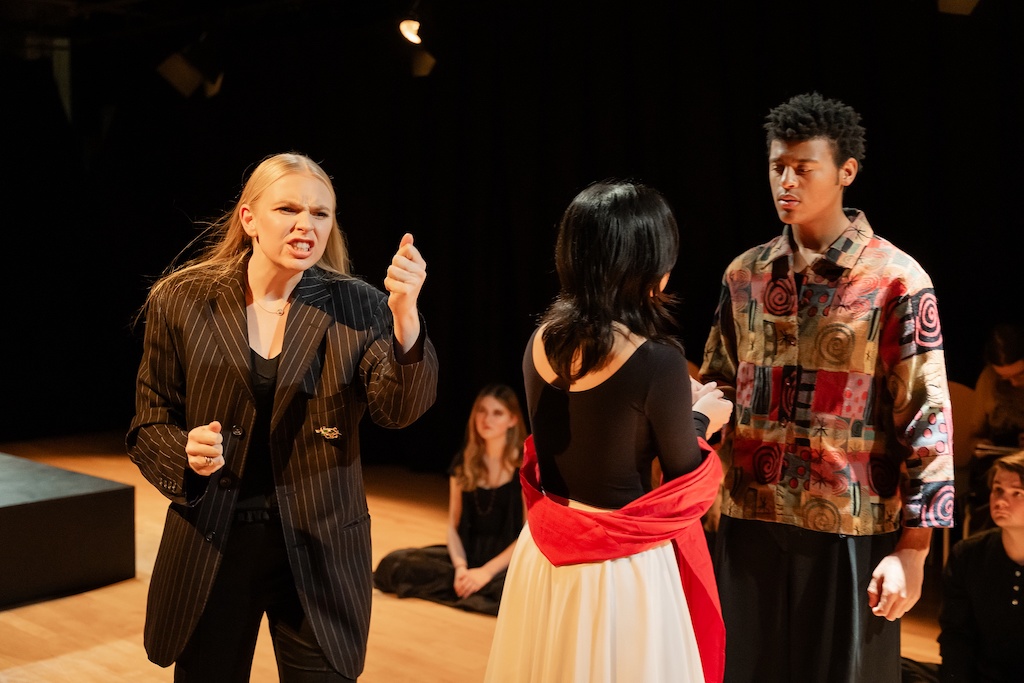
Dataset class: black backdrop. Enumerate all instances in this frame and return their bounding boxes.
[2,0,1021,475]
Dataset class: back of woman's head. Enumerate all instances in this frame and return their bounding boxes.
[543,180,681,381]
[984,323,1024,367]
[555,180,678,317]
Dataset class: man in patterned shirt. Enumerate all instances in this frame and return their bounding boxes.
[700,92,955,683]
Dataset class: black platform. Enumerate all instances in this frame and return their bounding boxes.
[0,452,135,609]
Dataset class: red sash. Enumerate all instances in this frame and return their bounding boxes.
[521,435,725,683]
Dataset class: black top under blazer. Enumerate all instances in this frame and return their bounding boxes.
[127,258,439,678]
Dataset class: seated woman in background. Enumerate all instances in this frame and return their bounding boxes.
[938,450,1024,683]
[964,323,1024,532]
[373,383,527,616]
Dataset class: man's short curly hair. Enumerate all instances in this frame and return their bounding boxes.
[765,92,866,169]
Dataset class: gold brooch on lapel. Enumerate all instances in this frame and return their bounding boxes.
[315,426,341,440]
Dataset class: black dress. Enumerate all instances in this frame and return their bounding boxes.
[372,453,524,616]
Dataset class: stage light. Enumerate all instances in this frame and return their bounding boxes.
[411,47,436,77]
[399,0,423,44]
[398,1,434,76]
[157,31,224,98]
[399,19,422,44]
[937,0,980,14]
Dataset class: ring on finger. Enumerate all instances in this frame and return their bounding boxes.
[205,456,214,466]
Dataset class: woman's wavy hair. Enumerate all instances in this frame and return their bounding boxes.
[540,180,682,382]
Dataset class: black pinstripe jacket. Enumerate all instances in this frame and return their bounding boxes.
[127,259,438,677]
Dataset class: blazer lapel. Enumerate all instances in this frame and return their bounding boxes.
[205,261,255,403]
[271,272,333,430]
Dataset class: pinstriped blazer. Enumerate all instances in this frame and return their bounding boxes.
[127,258,438,678]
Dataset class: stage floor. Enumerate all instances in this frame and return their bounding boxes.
[0,431,941,682]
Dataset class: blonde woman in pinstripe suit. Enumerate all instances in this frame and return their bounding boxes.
[127,152,438,682]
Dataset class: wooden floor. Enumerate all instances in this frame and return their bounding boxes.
[0,431,942,682]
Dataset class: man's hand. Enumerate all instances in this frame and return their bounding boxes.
[866,527,931,620]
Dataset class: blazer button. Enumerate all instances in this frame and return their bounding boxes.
[231,425,244,437]
[218,476,234,489]
[205,531,216,542]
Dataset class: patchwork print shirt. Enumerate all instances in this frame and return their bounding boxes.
[701,210,955,535]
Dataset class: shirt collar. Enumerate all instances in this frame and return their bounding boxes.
[765,209,874,270]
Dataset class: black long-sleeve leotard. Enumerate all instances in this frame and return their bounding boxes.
[522,329,709,510]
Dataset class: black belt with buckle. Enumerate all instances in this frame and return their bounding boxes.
[234,508,280,524]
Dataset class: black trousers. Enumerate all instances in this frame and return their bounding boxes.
[174,513,356,683]
[715,516,901,683]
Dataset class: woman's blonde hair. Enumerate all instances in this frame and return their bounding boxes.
[454,384,526,491]
[143,152,351,308]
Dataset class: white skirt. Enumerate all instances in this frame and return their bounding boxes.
[483,521,706,683]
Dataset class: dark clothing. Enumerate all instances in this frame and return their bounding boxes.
[175,351,347,681]
[522,329,707,509]
[938,529,1024,682]
[373,454,523,616]
[714,516,901,683]
[128,261,438,679]
[456,479,523,570]
[236,350,277,511]
[901,658,939,683]
[174,515,353,683]
[373,545,505,616]
[446,452,525,568]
